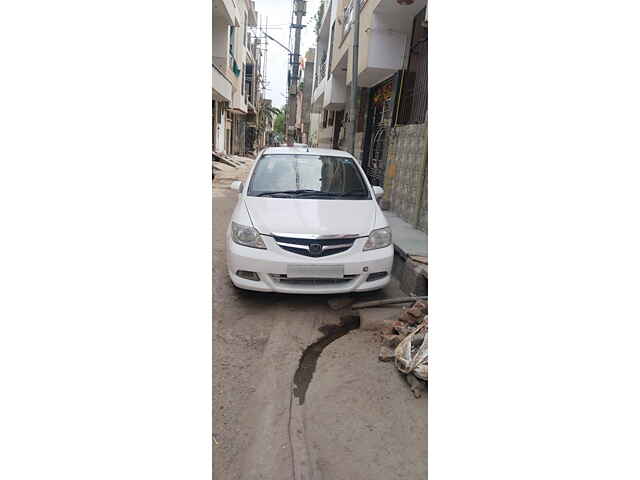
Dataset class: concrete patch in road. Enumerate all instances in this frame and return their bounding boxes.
[304,330,427,480]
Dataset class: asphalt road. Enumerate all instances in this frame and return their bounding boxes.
[213,158,427,480]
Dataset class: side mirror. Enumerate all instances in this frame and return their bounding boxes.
[230,181,243,193]
[372,186,384,199]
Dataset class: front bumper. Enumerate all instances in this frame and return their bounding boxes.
[226,233,394,294]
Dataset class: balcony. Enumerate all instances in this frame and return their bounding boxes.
[323,71,347,110]
[212,64,233,102]
[313,81,326,106]
[213,0,235,25]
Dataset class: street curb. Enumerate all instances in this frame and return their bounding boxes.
[392,252,428,297]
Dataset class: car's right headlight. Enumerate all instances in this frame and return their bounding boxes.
[231,222,266,249]
[363,227,392,251]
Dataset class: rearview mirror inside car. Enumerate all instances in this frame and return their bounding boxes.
[230,181,243,193]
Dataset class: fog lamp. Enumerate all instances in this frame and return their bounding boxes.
[236,270,260,281]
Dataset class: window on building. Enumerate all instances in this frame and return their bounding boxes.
[241,63,245,96]
[243,13,247,47]
[217,102,224,123]
[328,22,335,79]
[245,64,253,104]
[397,7,428,125]
[229,26,235,55]
[322,110,328,128]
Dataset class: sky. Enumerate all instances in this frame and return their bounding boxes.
[253,0,322,109]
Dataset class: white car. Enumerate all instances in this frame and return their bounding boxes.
[226,147,394,294]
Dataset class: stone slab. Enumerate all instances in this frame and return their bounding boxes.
[384,211,428,258]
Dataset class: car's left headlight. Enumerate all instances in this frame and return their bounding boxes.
[231,222,266,249]
[363,227,392,251]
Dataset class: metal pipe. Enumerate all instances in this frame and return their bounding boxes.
[348,0,360,156]
[287,0,306,143]
[352,296,428,309]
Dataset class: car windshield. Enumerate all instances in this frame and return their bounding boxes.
[248,154,370,199]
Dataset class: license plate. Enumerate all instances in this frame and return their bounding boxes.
[287,264,344,279]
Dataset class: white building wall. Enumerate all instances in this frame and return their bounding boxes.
[213,16,230,69]
[215,108,226,153]
[309,112,322,147]
[366,13,407,71]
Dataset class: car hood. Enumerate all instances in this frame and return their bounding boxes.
[243,197,377,237]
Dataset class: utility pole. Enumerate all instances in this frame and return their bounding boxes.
[287,0,306,143]
[348,0,361,155]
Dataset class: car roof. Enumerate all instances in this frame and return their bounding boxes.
[261,147,355,158]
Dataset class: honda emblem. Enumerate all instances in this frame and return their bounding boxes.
[309,243,323,256]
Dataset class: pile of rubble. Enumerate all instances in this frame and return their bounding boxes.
[212,152,247,178]
[377,300,428,398]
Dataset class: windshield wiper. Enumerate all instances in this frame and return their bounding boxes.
[295,191,369,198]
[330,192,369,198]
[256,189,322,197]
[256,190,368,198]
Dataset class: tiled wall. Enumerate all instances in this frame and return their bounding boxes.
[383,122,427,233]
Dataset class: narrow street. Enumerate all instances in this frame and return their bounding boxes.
[213,158,427,480]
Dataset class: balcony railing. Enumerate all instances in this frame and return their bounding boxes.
[318,59,327,82]
[343,0,367,38]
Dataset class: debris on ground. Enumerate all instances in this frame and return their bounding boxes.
[381,334,402,349]
[378,346,396,362]
[395,322,427,375]
[213,152,246,168]
[356,299,428,396]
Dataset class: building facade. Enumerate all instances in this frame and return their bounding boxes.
[300,48,316,144]
[309,0,427,233]
[213,0,265,156]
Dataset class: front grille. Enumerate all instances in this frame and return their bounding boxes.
[270,275,358,286]
[273,235,357,257]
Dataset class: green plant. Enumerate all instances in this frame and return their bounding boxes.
[273,110,285,135]
[257,100,281,132]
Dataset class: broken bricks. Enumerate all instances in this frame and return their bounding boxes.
[364,299,428,396]
[393,322,414,337]
[381,334,402,349]
[406,300,427,318]
[395,299,428,325]
[378,346,396,362]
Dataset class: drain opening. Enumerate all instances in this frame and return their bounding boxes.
[293,315,360,405]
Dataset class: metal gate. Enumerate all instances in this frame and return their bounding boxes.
[363,79,394,186]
